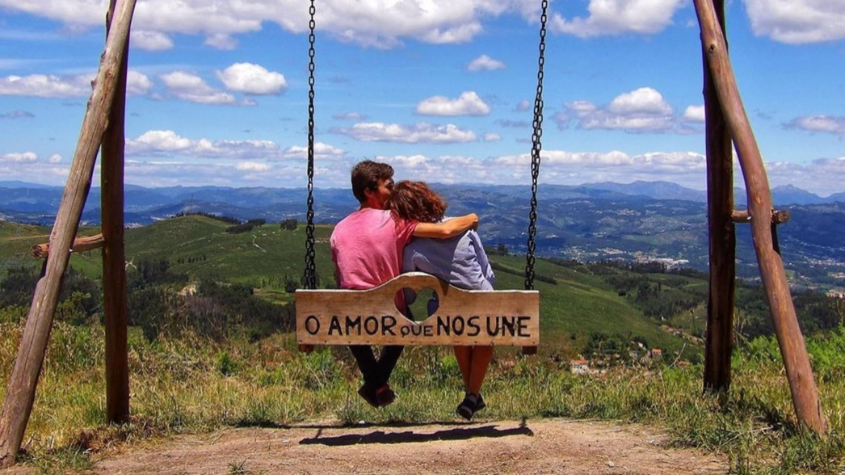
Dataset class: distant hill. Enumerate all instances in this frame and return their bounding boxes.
[2,181,844,290]
[0,181,59,189]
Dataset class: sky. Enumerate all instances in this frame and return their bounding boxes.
[0,0,844,196]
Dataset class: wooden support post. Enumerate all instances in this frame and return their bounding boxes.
[703,0,735,394]
[102,0,131,424]
[0,0,137,467]
[694,0,827,433]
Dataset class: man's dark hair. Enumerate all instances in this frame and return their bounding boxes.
[351,160,394,204]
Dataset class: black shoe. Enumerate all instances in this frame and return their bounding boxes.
[358,385,380,408]
[475,393,486,412]
[374,384,396,407]
[358,384,395,408]
[456,393,480,421]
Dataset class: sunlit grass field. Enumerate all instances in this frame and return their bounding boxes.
[0,322,843,474]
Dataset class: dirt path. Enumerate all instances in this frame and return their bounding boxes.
[89,419,727,475]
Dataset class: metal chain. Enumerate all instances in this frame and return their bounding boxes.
[304,0,317,290]
[525,0,547,291]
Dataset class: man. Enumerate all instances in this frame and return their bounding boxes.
[331,160,479,408]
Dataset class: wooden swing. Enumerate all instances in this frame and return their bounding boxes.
[294,0,549,352]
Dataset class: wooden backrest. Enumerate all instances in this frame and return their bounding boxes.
[296,272,539,346]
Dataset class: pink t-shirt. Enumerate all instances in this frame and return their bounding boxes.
[331,208,417,290]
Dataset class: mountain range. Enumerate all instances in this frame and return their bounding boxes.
[1,180,844,290]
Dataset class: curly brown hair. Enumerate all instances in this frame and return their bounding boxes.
[385,180,447,223]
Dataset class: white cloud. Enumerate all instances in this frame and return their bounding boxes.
[48,154,62,163]
[515,99,531,112]
[608,88,673,115]
[764,156,845,196]
[123,161,236,187]
[1,151,38,162]
[331,122,477,143]
[483,133,502,142]
[159,71,236,105]
[375,154,491,184]
[126,130,282,160]
[122,156,343,188]
[204,33,238,50]
[333,112,366,121]
[787,115,845,136]
[0,73,91,98]
[550,0,685,38]
[330,122,476,143]
[131,30,174,51]
[192,139,279,158]
[235,161,270,172]
[216,63,287,95]
[276,142,347,161]
[489,149,708,188]
[127,70,154,96]
[743,0,845,44]
[9,146,844,196]
[0,70,150,98]
[557,87,678,132]
[389,154,431,168]
[682,105,706,123]
[467,54,505,71]
[420,22,483,44]
[128,130,192,152]
[0,0,551,49]
[0,163,71,185]
[373,148,712,190]
[416,91,491,116]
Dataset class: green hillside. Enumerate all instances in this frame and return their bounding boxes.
[0,221,102,275]
[1,215,693,357]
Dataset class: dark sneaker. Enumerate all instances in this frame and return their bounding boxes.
[358,384,396,408]
[475,393,486,412]
[358,385,380,408]
[374,384,396,407]
[456,393,479,421]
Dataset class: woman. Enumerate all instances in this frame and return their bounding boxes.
[385,180,495,421]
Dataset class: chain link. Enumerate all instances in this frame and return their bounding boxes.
[525,0,547,291]
[304,0,317,290]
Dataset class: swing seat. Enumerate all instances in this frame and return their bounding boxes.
[296,272,539,350]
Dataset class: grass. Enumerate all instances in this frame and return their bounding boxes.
[1,321,843,474]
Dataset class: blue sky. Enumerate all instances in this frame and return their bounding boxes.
[1,0,843,196]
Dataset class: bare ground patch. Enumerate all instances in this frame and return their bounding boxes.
[88,418,727,474]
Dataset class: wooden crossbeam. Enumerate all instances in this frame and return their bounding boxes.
[730,209,790,224]
[30,234,105,259]
[296,272,539,347]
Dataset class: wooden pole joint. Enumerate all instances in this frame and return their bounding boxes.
[730,209,790,225]
[30,234,105,259]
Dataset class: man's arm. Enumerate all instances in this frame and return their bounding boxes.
[412,213,478,239]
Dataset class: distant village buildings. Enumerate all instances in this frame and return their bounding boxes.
[570,344,665,375]
[570,359,590,375]
[826,288,845,299]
